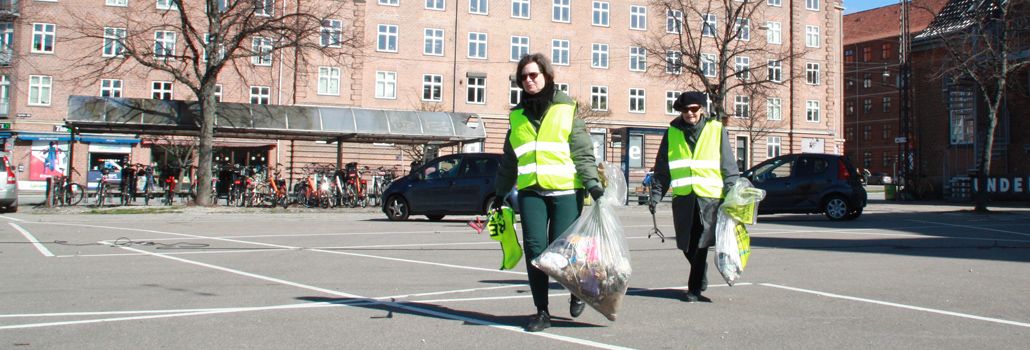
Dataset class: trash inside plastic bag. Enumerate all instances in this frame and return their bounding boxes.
[531,162,631,321]
[715,178,766,285]
[487,206,522,270]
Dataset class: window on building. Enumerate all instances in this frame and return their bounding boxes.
[769,0,782,6]
[151,81,172,100]
[735,95,750,118]
[27,75,52,106]
[555,83,569,93]
[666,91,681,114]
[768,60,782,82]
[630,5,647,30]
[103,27,126,57]
[882,43,892,60]
[667,10,683,34]
[377,24,398,52]
[255,0,274,16]
[630,47,646,72]
[154,30,176,59]
[949,89,976,144]
[156,0,179,11]
[213,84,222,102]
[806,25,820,48]
[252,37,272,65]
[863,98,872,113]
[666,51,682,74]
[882,124,892,139]
[767,21,781,44]
[512,0,530,18]
[883,96,892,112]
[553,0,570,23]
[318,67,341,95]
[107,0,128,6]
[863,46,872,61]
[806,0,819,11]
[735,18,750,41]
[468,32,487,59]
[0,75,8,114]
[423,74,443,102]
[846,100,855,116]
[592,1,609,26]
[767,136,781,158]
[863,125,872,140]
[467,76,486,104]
[100,79,123,97]
[425,28,445,56]
[701,13,716,37]
[863,152,872,168]
[736,136,749,171]
[735,56,751,80]
[511,36,529,61]
[883,152,892,167]
[592,43,609,69]
[846,127,854,141]
[806,100,820,122]
[701,53,716,77]
[321,19,343,48]
[380,0,400,5]
[767,98,782,120]
[375,71,397,99]
[470,0,488,15]
[427,0,445,11]
[629,88,645,113]
[552,39,569,65]
[250,86,270,104]
[591,86,608,111]
[509,80,521,106]
[863,73,872,88]
[202,33,226,62]
[845,49,855,63]
[806,63,820,85]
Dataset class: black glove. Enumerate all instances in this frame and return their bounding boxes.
[588,186,605,201]
[491,194,507,211]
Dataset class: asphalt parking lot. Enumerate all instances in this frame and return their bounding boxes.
[1,200,1028,349]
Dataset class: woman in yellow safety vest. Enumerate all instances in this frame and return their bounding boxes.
[494,53,604,332]
[649,92,739,303]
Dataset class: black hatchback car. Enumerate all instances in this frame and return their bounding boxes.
[381,153,517,221]
[743,153,866,220]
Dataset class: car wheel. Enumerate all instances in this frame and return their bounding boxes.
[385,195,410,221]
[823,195,850,221]
[483,195,498,214]
[426,214,445,221]
[845,206,863,220]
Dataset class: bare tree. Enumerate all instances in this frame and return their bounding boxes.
[63,0,360,205]
[921,0,1030,212]
[725,83,781,169]
[638,0,804,118]
[574,98,612,125]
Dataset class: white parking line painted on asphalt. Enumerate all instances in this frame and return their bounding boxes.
[760,283,1030,328]
[0,215,25,222]
[910,219,1030,237]
[9,223,53,257]
[756,228,1030,244]
[55,248,293,258]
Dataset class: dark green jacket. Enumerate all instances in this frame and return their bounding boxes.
[495,90,601,197]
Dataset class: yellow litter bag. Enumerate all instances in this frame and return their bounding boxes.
[715,178,765,285]
[487,206,523,270]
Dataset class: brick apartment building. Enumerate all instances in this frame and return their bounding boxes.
[0,0,844,194]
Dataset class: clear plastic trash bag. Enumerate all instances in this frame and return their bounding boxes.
[715,178,766,285]
[531,162,631,321]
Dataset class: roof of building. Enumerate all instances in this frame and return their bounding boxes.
[914,0,1001,40]
[844,0,950,45]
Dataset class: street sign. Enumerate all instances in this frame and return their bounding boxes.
[0,123,9,130]
[895,136,908,144]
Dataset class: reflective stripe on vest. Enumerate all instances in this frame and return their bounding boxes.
[509,104,581,190]
[667,120,724,198]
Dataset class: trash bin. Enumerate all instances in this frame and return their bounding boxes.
[885,184,896,200]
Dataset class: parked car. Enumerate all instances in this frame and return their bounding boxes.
[743,153,866,220]
[867,172,893,185]
[0,155,18,213]
[381,153,518,221]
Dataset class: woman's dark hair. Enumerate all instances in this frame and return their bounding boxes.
[514,53,555,90]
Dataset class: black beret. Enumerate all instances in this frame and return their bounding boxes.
[673,91,707,112]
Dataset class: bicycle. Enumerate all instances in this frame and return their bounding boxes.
[120,164,139,206]
[48,169,85,207]
[136,164,158,206]
[94,168,114,207]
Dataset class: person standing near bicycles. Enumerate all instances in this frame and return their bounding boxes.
[493,53,604,332]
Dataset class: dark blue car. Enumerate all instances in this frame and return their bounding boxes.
[744,153,866,221]
[381,153,518,221]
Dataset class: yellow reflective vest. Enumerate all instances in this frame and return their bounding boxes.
[508,103,582,190]
[667,120,724,198]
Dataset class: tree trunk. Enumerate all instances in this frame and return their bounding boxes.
[196,83,217,206]
[973,103,999,213]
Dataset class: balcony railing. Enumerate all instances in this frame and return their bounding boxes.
[0,49,10,66]
[0,0,18,18]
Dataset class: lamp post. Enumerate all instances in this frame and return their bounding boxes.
[896,0,914,200]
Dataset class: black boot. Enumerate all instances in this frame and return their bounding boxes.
[525,309,551,332]
[569,296,585,318]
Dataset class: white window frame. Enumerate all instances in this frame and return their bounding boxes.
[806,0,819,11]
[806,25,821,48]
[551,39,569,65]
[735,18,750,41]
[423,74,443,102]
[470,0,488,15]
[379,0,400,6]
[629,88,645,113]
[666,50,682,74]
[590,85,608,111]
[701,53,717,77]
[100,79,123,97]
[375,71,397,99]
[806,62,820,85]
[213,84,223,102]
[735,56,751,80]
[629,46,646,72]
[154,30,176,59]
[767,21,782,44]
[768,60,782,82]
[665,91,681,115]
[28,75,53,106]
[552,0,570,23]
[468,32,488,59]
[106,0,128,6]
[630,5,647,31]
[377,24,399,53]
[510,36,529,61]
[666,10,683,34]
[555,83,569,93]
[734,95,751,118]
[156,0,179,11]
[702,14,716,37]
[202,33,226,62]
[509,80,521,106]
[592,1,610,27]
[427,0,446,11]
[32,23,56,54]
[318,66,341,96]
[424,28,445,56]
[512,0,530,19]
[251,37,272,66]
[103,27,126,57]
[151,81,173,100]
[767,136,781,158]
[321,19,343,48]
[767,98,782,120]
[768,0,782,6]
[466,76,486,104]
[806,100,821,122]
[250,86,271,104]
[591,43,609,69]
[255,0,274,16]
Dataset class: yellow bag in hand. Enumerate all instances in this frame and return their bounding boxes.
[487,207,522,270]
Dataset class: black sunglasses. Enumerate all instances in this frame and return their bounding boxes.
[520,72,541,81]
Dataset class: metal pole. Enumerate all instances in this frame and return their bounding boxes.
[897,0,913,200]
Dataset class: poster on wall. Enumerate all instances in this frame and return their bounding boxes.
[30,141,69,181]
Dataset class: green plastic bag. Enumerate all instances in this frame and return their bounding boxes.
[487,206,523,270]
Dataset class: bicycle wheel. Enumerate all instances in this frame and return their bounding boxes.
[66,183,85,206]
[359,183,368,208]
[95,184,106,207]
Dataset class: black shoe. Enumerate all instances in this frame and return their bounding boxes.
[525,310,551,332]
[570,297,586,318]
[684,291,712,303]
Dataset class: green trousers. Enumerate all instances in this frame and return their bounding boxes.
[518,190,584,312]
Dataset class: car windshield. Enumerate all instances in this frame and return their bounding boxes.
[752,158,792,181]
[423,157,461,180]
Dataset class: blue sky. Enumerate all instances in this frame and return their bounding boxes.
[844,0,901,14]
